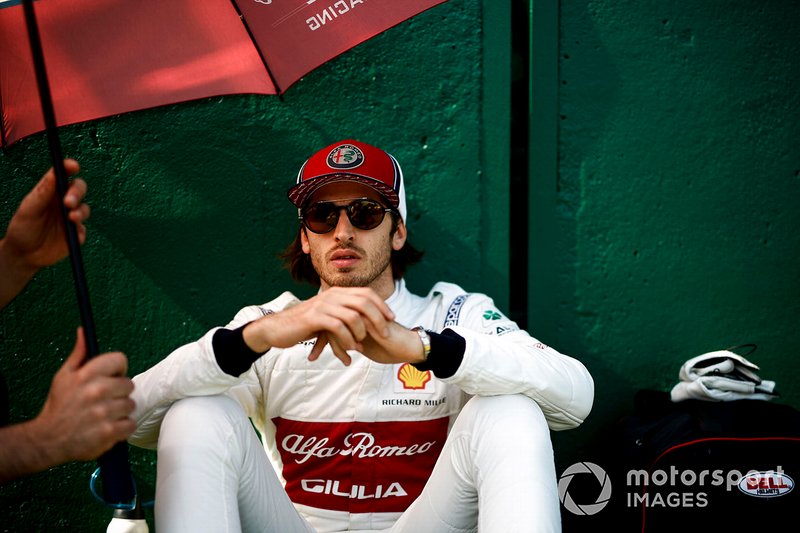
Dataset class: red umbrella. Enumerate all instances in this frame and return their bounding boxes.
[0,0,448,507]
[1,0,447,146]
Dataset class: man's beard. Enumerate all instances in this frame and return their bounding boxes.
[312,241,393,288]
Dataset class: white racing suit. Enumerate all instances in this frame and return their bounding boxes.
[130,280,594,532]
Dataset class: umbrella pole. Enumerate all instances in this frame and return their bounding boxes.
[21,0,136,506]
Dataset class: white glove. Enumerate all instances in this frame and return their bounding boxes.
[670,350,777,402]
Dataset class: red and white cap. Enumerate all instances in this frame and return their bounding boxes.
[287,140,407,220]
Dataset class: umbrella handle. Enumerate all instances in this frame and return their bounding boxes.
[22,0,136,505]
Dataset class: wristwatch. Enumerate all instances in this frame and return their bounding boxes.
[411,326,431,363]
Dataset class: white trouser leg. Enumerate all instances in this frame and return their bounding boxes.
[385,394,560,533]
[155,395,314,533]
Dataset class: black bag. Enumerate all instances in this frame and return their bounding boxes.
[608,390,800,532]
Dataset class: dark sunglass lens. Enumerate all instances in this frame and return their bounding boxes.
[348,200,385,230]
[303,199,388,233]
[304,203,338,233]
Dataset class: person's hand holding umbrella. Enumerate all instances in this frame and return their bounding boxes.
[0,327,135,484]
[0,159,89,307]
[0,162,136,485]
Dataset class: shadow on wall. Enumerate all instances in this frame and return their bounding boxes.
[91,140,306,329]
[533,0,630,470]
[93,192,493,345]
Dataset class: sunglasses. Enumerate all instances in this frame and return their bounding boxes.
[300,198,395,234]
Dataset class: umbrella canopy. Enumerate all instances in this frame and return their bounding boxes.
[0,0,447,147]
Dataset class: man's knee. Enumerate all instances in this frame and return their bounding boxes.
[160,395,248,446]
[453,394,553,464]
[461,394,548,432]
[448,395,556,496]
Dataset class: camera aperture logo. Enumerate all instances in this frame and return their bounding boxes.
[558,462,612,516]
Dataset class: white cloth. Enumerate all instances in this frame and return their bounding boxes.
[155,393,560,533]
[131,279,594,531]
[670,350,777,402]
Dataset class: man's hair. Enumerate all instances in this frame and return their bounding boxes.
[280,212,424,286]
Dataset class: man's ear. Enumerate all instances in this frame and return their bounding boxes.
[300,228,311,254]
[392,220,407,251]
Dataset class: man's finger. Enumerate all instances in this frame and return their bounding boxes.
[322,288,394,322]
[308,334,329,362]
[25,160,81,216]
[74,222,87,246]
[324,305,368,343]
[315,314,359,351]
[64,178,87,209]
[351,300,392,339]
[63,327,88,370]
[105,396,136,419]
[68,202,91,224]
[99,376,135,399]
[81,351,129,379]
[348,289,395,321]
[329,337,352,367]
[331,291,394,337]
[63,158,80,176]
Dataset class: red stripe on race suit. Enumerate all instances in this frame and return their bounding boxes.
[273,417,449,513]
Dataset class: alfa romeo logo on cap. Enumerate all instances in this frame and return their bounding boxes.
[327,144,364,170]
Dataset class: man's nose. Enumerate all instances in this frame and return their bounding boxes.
[333,207,354,241]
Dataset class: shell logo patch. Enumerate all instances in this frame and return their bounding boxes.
[397,363,431,390]
[327,144,364,170]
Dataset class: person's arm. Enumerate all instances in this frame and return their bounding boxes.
[352,283,592,429]
[425,291,594,431]
[129,297,290,448]
[0,160,89,309]
[129,287,397,447]
[0,329,135,484]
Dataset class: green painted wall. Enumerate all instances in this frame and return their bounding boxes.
[541,0,800,473]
